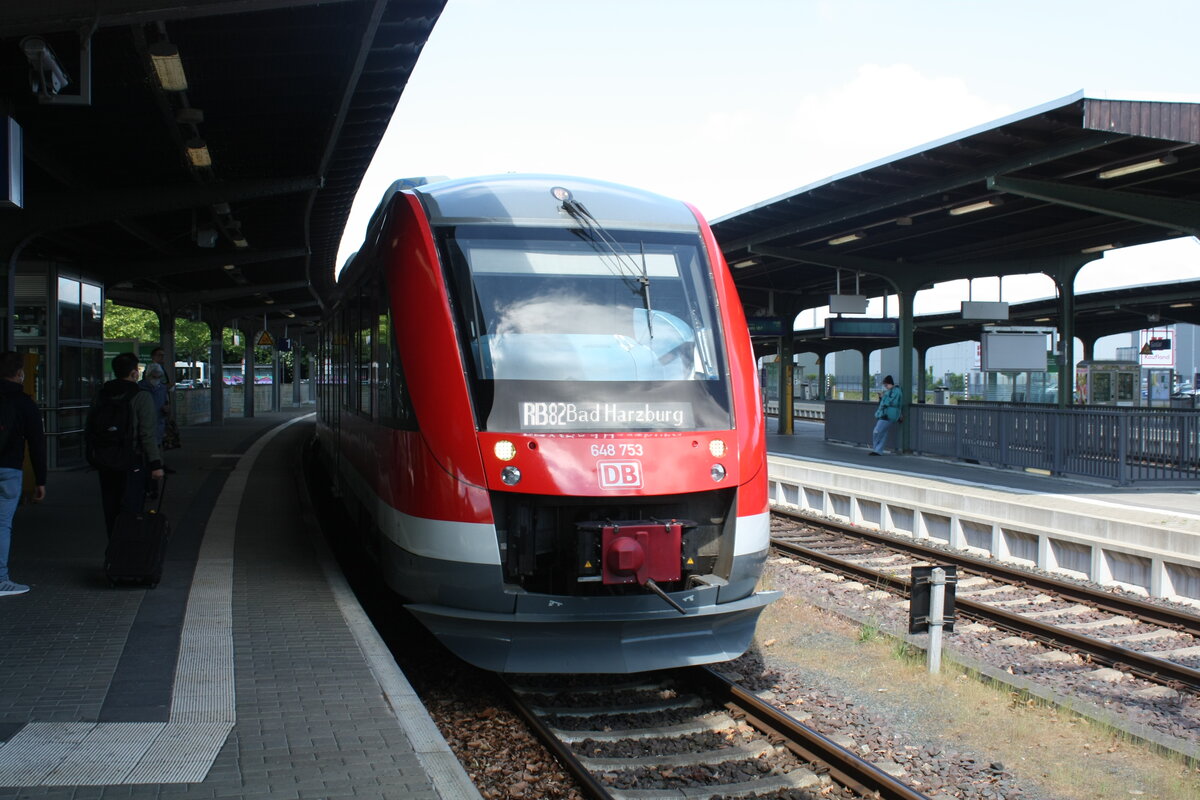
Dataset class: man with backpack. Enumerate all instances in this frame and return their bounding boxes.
[0,351,47,597]
[87,352,164,538]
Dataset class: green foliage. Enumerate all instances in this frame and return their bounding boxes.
[857,617,882,643]
[103,300,157,343]
[104,301,213,364]
[102,302,307,378]
[174,319,212,363]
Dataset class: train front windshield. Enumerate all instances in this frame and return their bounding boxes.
[441,226,733,432]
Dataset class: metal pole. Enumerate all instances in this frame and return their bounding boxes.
[928,567,945,674]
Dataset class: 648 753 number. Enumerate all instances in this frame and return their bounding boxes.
[589,443,644,457]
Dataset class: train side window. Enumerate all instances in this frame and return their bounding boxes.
[375,311,388,423]
[380,309,417,431]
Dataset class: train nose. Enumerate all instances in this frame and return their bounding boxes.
[605,536,645,576]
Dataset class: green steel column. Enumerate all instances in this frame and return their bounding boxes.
[155,309,176,376]
[204,314,225,425]
[1058,279,1076,409]
[898,290,915,452]
[1081,336,1095,363]
[778,333,794,435]
[916,347,927,404]
[243,326,255,418]
[860,349,870,402]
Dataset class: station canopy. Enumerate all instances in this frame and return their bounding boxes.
[713,92,1200,346]
[0,0,446,327]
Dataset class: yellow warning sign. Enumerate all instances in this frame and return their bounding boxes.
[256,330,275,347]
[584,561,593,568]
[1139,343,1152,355]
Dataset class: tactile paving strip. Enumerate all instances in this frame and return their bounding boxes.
[0,417,306,786]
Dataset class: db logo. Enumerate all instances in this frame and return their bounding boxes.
[597,460,643,489]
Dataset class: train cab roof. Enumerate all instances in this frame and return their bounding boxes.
[408,174,703,232]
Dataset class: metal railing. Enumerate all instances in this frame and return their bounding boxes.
[825,400,1200,485]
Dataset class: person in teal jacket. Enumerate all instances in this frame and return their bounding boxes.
[870,375,903,455]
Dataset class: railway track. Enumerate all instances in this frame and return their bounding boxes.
[502,668,930,800]
[770,510,1200,694]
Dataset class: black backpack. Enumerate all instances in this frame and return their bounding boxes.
[0,391,16,454]
[86,382,139,470]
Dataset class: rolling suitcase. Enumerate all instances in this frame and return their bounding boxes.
[105,476,170,588]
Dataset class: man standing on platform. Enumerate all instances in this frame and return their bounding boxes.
[86,353,164,537]
[0,351,47,597]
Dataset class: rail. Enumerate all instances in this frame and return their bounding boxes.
[503,669,930,800]
[825,400,1200,484]
[772,509,1200,637]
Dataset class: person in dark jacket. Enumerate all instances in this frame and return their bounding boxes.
[0,351,47,597]
[89,353,164,538]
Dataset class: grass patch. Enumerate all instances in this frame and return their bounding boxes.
[856,617,882,643]
[752,579,1199,799]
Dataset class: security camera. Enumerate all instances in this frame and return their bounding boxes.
[20,37,71,96]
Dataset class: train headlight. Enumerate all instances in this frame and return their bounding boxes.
[708,439,727,458]
[710,464,726,482]
[501,466,522,485]
[494,440,517,461]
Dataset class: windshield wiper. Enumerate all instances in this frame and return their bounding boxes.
[562,198,654,337]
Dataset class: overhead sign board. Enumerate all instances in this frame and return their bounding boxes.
[1139,327,1174,367]
[828,294,868,314]
[824,317,898,338]
[747,317,784,337]
[961,301,1010,320]
[980,328,1050,372]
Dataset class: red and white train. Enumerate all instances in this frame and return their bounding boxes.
[315,174,776,673]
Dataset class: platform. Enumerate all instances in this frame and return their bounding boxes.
[0,410,480,800]
[768,420,1200,604]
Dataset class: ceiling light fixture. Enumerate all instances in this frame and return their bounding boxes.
[1034,317,1052,322]
[1097,154,1177,180]
[185,139,211,167]
[231,234,248,248]
[1081,243,1116,254]
[948,198,1003,216]
[149,41,188,91]
[222,263,236,271]
[828,232,864,246]
[732,258,758,269]
[1170,302,1194,308]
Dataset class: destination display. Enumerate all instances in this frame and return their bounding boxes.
[824,317,899,338]
[520,401,694,430]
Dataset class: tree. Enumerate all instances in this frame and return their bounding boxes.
[103,300,158,344]
[104,301,213,365]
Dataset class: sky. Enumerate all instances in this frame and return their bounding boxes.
[335,0,1200,368]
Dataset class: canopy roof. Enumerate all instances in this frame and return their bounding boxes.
[713,93,1200,329]
[1,0,445,326]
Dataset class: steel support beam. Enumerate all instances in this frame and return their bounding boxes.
[103,247,311,282]
[0,0,361,36]
[18,177,324,234]
[988,175,1200,237]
